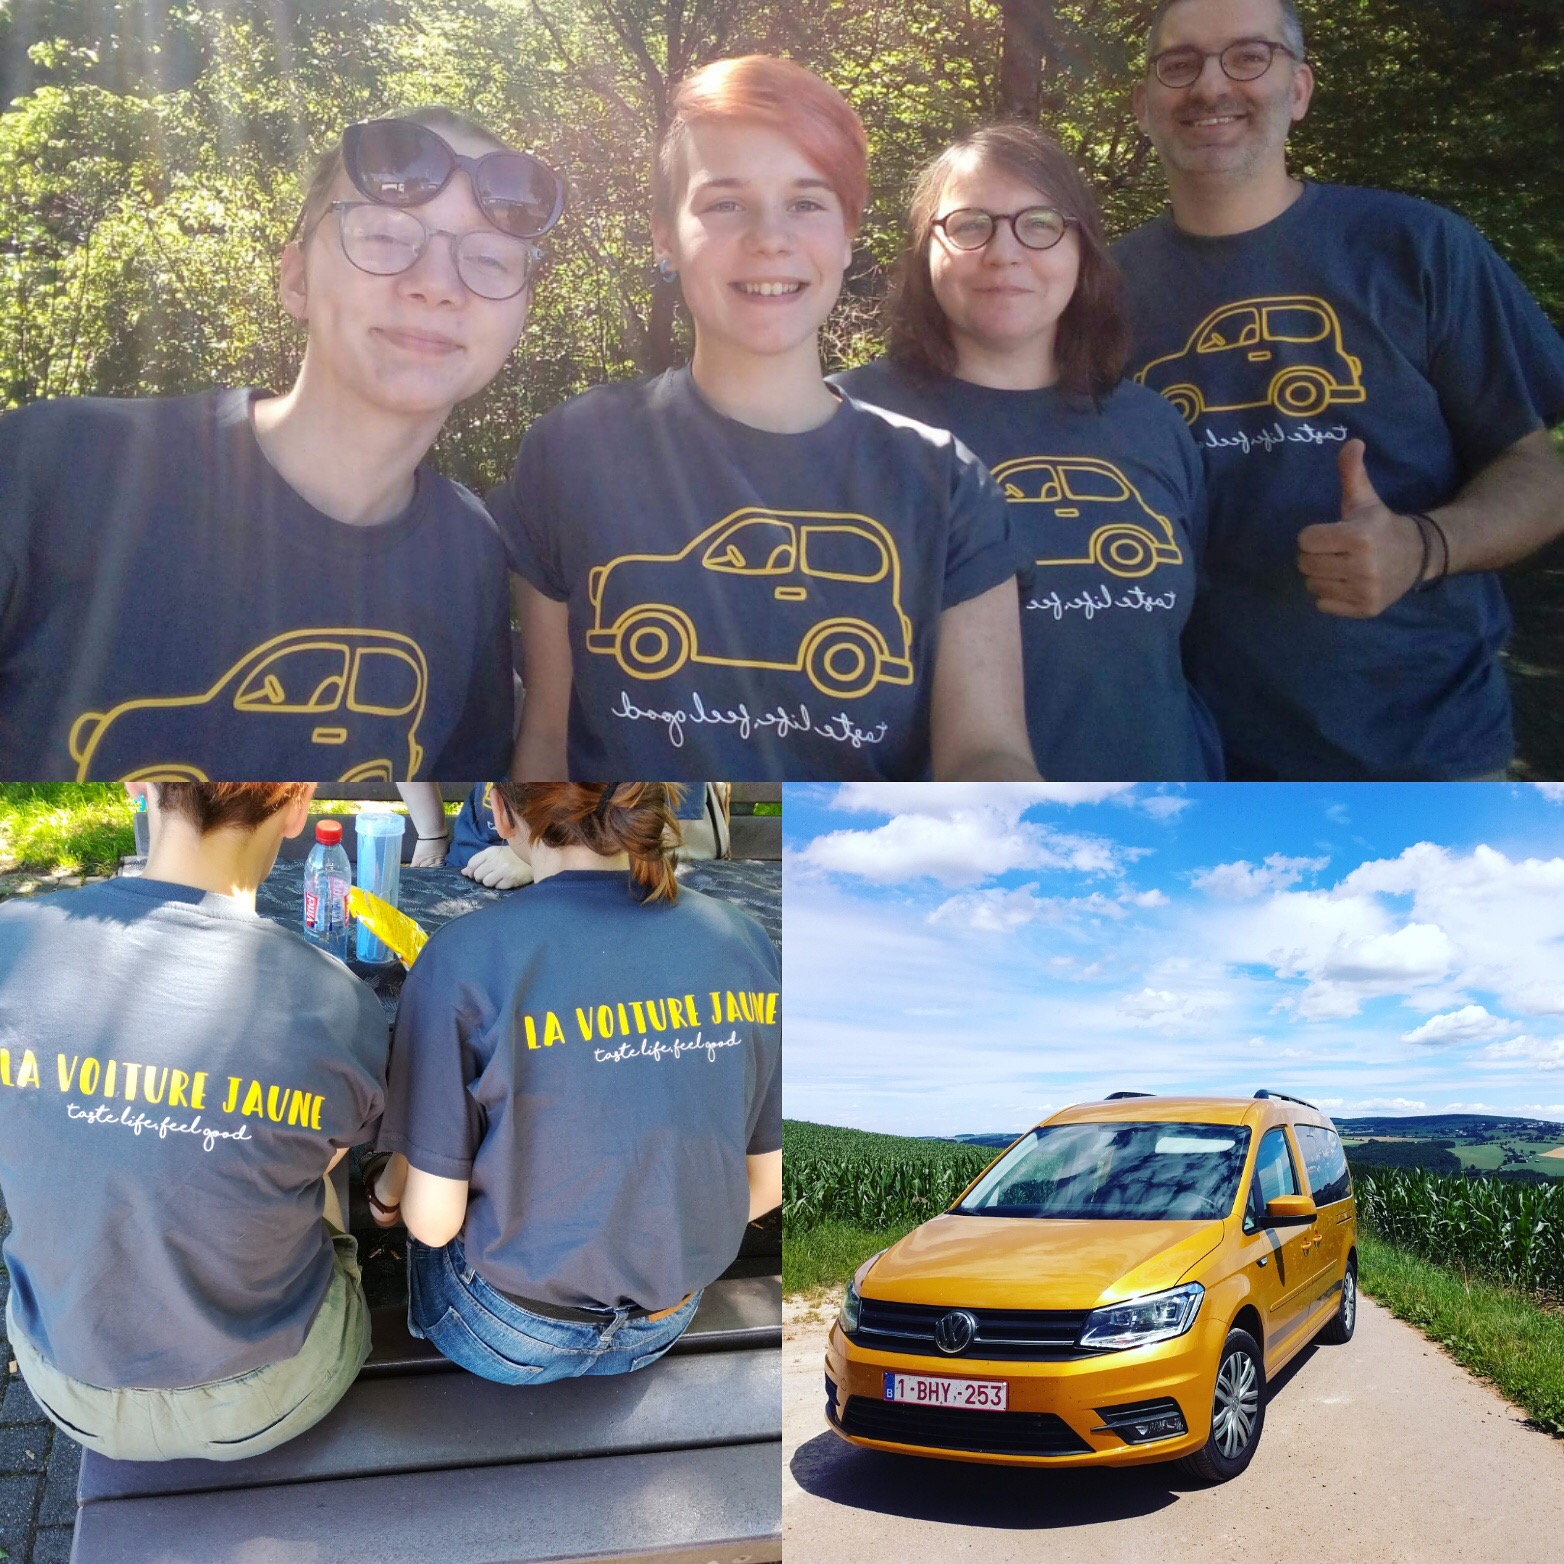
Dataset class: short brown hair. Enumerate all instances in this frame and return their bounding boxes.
[298,105,513,242]
[1147,0,1306,61]
[654,56,869,234]
[885,123,1129,400]
[492,783,687,903]
[154,784,311,835]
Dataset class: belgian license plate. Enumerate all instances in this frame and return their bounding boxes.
[883,1371,1007,1410]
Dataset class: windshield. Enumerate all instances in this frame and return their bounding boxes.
[955,1121,1252,1222]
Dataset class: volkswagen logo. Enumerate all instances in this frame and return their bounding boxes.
[933,1310,977,1355]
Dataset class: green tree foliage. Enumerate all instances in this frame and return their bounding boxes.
[2,0,1560,493]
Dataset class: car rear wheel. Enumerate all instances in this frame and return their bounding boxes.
[1318,1256,1357,1345]
[1093,527,1158,578]
[804,625,882,700]
[1177,1328,1266,1484]
[615,610,692,679]
[1272,368,1333,418]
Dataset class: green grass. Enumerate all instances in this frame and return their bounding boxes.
[783,1217,917,1295]
[0,784,137,875]
[751,801,781,816]
[1359,1233,1564,1436]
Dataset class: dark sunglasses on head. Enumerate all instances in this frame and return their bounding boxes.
[342,118,566,240]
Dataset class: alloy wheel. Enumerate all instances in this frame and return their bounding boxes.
[1211,1348,1260,1458]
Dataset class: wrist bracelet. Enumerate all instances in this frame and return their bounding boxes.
[416,831,451,841]
[1409,512,1450,591]
[1407,512,1433,595]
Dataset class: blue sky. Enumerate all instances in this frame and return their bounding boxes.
[783,783,1564,1136]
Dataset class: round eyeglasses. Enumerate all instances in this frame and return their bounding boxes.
[933,206,1077,252]
[318,201,541,299]
[1149,39,1298,89]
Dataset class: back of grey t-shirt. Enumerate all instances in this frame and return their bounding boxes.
[379,870,782,1311]
[0,878,387,1388]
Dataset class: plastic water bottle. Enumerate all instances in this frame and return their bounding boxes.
[303,820,351,961]
[353,808,405,964]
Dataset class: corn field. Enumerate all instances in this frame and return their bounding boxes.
[1353,1165,1564,1298]
[783,1120,998,1230]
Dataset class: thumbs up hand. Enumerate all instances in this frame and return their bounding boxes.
[1296,441,1427,617]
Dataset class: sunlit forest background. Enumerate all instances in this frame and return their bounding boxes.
[3,0,1561,488]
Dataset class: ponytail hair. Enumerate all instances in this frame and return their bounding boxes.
[493,783,685,903]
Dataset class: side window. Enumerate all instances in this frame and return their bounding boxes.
[701,519,796,575]
[1253,1126,1300,1209]
[1000,463,1062,503]
[349,647,423,717]
[1060,465,1131,504]
[234,644,348,712]
[1198,308,1260,352]
[1295,1125,1352,1206]
[1263,305,1331,344]
[800,525,889,584]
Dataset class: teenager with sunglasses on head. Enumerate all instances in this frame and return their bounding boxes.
[363,782,782,1385]
[0,109,564,780]
[492,57,1038,783]
[835,124,1221,781]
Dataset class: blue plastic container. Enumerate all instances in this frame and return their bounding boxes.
[353,809,405,963]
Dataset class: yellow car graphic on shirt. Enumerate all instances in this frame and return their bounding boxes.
[584,507,916,700]
[990,456,1183,579]
[68,629,429,782]
[1135,295,1367,424]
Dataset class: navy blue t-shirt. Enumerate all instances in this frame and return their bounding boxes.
[489,367,1027,781]
[1114,183,1564,779]
[378,869,781,1311]
[834,359,1220,781]
[0,389,514,779]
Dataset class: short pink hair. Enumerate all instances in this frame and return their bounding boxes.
[654,55,869,234]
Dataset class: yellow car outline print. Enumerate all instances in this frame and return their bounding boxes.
[990,455,1184,579]
[68,628,429,782]
[584,507,916,700]
[1135,295,1367,424]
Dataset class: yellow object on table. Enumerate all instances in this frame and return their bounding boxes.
[346,886,429,967]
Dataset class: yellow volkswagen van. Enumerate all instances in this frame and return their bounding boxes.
[825,1092,1356,1483]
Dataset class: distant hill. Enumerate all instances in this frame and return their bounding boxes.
[930,1132,1021,1149]
[1336,1113,1563,1140]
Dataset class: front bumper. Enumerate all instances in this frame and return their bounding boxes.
[823,1315,1219,1468]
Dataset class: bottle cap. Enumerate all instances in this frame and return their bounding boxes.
[315,820,343,845]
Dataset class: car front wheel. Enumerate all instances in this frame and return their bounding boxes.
[1319,1256,1357,1345]
[1177,1328,1266,1484]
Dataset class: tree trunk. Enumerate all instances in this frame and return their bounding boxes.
[998,0,1045,119]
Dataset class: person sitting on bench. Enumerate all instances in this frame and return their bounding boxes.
[0,783,389,1461]
[365,782,782,1384]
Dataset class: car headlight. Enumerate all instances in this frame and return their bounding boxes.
[840,1278,862,1334]
[1077,1283,1204,1351]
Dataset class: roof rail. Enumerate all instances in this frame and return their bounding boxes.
[1105,1091,1156,1100]
[1254,1089,1319,1111]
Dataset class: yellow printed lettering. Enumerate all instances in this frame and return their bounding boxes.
[710,992,722,1024]
[221,1076,241,1114]
[168,1069,190,1109]
[0,1048,9,1087]
[543,1011,566,1047]
[16,1050,40,1090]
[631,1000,647,1032]
[618,1002,630,1035]
[287,1089,310,1125]
[726,991,741,1023]
[765,992,778,1024]
[575,1007,595,1042]
[57,1055,79,1092]
[242,1079,265,1117]
[310,1095,323,1131]
[266,1084,285,1123]
[79,1057,101,1095]
[685,995,699,1028]
[667,997,687,1028]
[143,1066,167,1105]
[105,1060,119,1098]
[190,1071,206,1110]
[596,1004,614,1038]
[646,998,666,1031]
[124,1062,140,1102]
[524,1014,539,1050]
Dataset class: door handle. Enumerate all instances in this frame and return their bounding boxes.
[1247,350,1273,362]
[311,726,348,745]
[1055,508,1081,518]
[774,586,807,602]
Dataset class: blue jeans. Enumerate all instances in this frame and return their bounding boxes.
[406,1236,702,1386]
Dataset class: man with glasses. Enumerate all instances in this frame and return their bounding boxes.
[1114,0,1564,781]
[0,108,563,779]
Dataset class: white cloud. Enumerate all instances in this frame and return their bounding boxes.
[1193,854,1330,900]
[1344,1098,1429,1115]
[1536,784,1564,805]
[1138,794,1193,821]
[1484,1036,1564,1072]
[1326,803,1351,825]
[928,884,1170,933]
[1400,1005,1514,1047]
[1116,986,1216,1030]
[828,783,1134,819]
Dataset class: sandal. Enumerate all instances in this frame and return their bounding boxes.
[359,1150,402,1227]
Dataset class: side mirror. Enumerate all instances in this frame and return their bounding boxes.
[1265,1193,1318,1226]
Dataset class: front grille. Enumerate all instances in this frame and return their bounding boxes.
[851,1297,1099,1360]
[840,1397,1093,1457]
[1093,1397,1186,1443]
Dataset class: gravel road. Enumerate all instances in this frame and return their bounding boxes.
[784,1292,1564,1564]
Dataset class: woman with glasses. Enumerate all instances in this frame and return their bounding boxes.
[364,782,782,1385]
[491,56,1038,783]
[835,124,1221,781]
[0,107,563,780]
